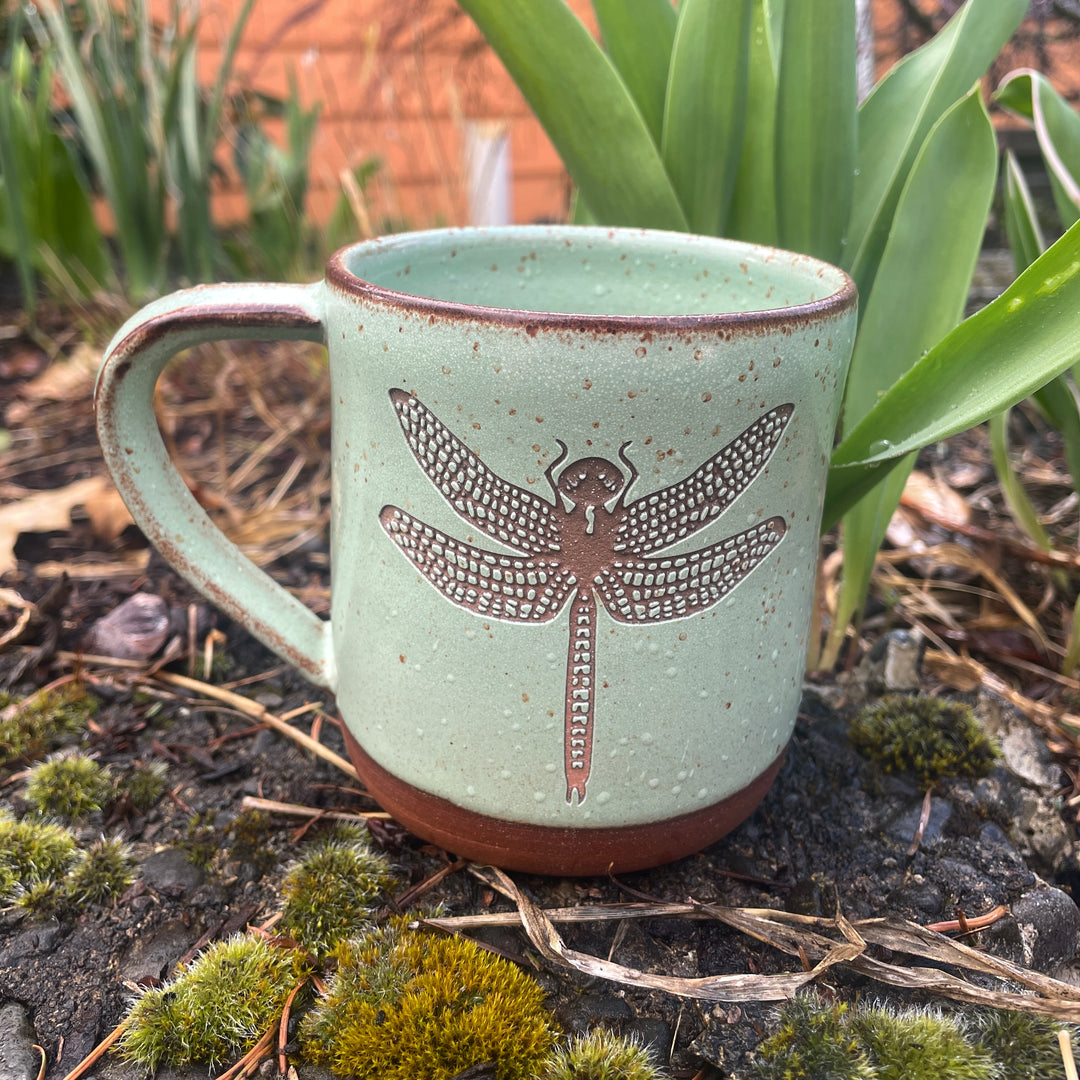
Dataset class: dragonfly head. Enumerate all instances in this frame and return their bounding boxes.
[556,457,626,509]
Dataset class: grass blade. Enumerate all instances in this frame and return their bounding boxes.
[774,0,855,264]
[591,0,676,147]
[824,215,1080,529]
[988,409,1053,550]
[845,0,1025,297]
[1003,149,1047,277]
[460,0,687,230]
[661,0,752,236]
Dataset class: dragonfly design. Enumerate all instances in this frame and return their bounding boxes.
[380,388,793,804]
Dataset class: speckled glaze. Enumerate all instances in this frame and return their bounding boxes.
[96,226,856,875]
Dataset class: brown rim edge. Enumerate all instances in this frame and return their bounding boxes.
[325,227,857,338]
[343,729,786,876]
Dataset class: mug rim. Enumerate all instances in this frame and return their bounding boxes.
[325,224,857,335]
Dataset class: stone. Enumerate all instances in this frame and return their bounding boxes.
[0,1002,39,1080]
[139,848,205,896]
[985,884,1080,972]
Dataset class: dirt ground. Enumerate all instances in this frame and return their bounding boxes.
[5,317,1080,1079]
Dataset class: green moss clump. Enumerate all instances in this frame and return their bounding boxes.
[0,813,78,900]
[118,933,308,1071]
[0,684,98,768]
[25,753,113,820]
[278,828,395,955]
[752,995,874,1080]
[854,1005,996,1080]
[300,918,556,1080]
[64,837,135,905]
[541,1028,664,1079]
[123,761,169,812]
[225,809,277,876]
[182,812,221,871]
[848,695,999,786]
[967,1008,1069,1080]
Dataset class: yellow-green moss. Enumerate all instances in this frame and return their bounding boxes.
[541,1029,664,1079]
[63,837,135,904]
[752,995,873,1080]
[848,695,999,786]
[0,684,97,768]
[968,1008,1070,1080]
[278,829,395,956]
[123,760,169,812]
[854,1005,995,1080]
[300,918,556,1080]
[25,753,113,820]
[118,933,309,1071]
[0,813,78,900]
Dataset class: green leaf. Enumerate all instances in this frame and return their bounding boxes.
[774,0,856,264]
[592,0,676,147]
[728,0,780,245]
[459,0,687,230]
[824,215,1080,529]
[989,410,1053,550]
[826,86,996,657]
[846,0,1026,297]
[997,69,1080,228]
[661,0,752,236]
[1003,149,1046,277]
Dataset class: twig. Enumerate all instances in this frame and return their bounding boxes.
[149,671,358,780]
[240,795,391,821]
[1062,1030,1079,1080]
[58,1018,129,1080]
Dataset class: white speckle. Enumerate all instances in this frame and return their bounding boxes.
[618,736,629,746]
[500,769,512,779]
[666,666,678,677]
[609,748,619,757]
[544,763,557,773]
[677,770,688,781]
[446,673,455,682]
[771,649,779,661]
[503,709,513,718]
[695,787,708,799]
[639,732,653,744]
[533,791,547,802]
[596,791,612,805]
[511,722,521,731]
[440,717,448,725]
[664,649,675,660]
[771,729,778,739]
[671,785,682,794]
[648,778,660,789]
[415,728,423,737]
[466,785,476,796]
[546,651,558,663]
[721,754,729,761]
[413,664,422,671]
[699,689,709,699]
[648,642,660,654]
[465,629,476,640]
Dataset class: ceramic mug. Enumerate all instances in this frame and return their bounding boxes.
[96,226,857,875]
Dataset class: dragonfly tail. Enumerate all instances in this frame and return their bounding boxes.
[564,588,596,803]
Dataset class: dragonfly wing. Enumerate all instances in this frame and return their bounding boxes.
[596,516,787,624]
[381,506,574,623]
[617,403,793,556]
[390,389,561,556]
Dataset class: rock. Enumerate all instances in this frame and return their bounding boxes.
[884,796,952,848]
[120,919,198,987]
[1011,788,1071,872]
[983,884,1080,972]
[554,991,633,1034]
[977,692,1061,793]
[139,849,205,897]
[0,1002,39,1080]
[845,629,924,701]
[82,594,170,661]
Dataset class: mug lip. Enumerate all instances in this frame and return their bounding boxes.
[325,224,857,335]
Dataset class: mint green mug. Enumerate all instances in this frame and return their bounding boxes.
[96,226,856,874]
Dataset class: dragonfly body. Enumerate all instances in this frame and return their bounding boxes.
[380,389,792,804]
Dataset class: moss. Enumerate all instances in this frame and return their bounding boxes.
[752,994,874,1080]
[63,837,135,905]
[118,933,309,1071]
[0,684,97,768]
[541,1028,664,1079]
[848,695,999,786]
[123,760,169,812]
[24,753,113,820]
[300,917,556,1080]
[968,1008,1069,1080]
[278,831,395,956]
[182,812,221,871]
[0,813,78,898]
[854,1005,996,1080]
[225,809,277,876]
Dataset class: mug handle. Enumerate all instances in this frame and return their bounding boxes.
[95,281,336,690]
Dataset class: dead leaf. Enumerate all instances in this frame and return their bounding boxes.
[84,485,134,543]
[0,476,110,573]
[3,344,100,425]
[900,470,971,529]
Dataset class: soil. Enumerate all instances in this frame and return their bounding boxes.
[3,290,1080,1079]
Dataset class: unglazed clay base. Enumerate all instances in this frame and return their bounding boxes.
[344,728,786,876]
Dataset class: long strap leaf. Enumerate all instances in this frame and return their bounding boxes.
[845,0,1025,297]
[661,0,752,236]
[824,215,1080,529]
[459,0,687,230]
[591,0,676,148]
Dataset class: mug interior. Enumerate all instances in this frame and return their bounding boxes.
[332,226,854,320]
